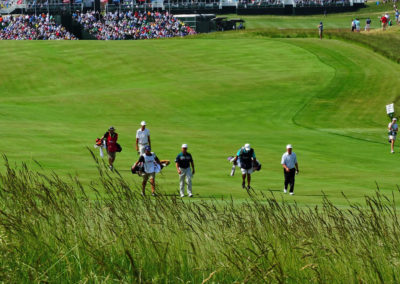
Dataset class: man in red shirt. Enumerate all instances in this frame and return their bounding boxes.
[381,15,388,30]
[101,126,118,171]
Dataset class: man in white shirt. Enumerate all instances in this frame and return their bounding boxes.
[281,144,299,195]
[388,117,398,153]
[136,121,151,155]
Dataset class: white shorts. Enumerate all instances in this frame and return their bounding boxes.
[390,135,396,141]
[241,168,253,174]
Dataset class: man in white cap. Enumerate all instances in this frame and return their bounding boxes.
[281,144,299,195]
[233,143,256,190]
[136,121,151,155]
[388,117,398,153]
[175,144,195,197]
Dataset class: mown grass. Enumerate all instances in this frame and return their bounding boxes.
[232,2,398,29]
[1,34,400,204]
[2,156,400,282]
[198,26,400,63]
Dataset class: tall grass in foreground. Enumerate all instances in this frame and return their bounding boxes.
[1,155,400,283]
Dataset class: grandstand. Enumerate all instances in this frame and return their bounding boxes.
[0,0,365,16]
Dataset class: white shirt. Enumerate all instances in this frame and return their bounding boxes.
[389,122,398,133]
[142,152,158,173]
[136,128,150,144]
[281,152,297,169]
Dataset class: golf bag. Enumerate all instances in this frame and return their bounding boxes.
[131,160,170,176]
[388,129,397,143]
[94,138,106,157]
[253,159,262,171]
[227,156,261,176]
[116,143,122,152]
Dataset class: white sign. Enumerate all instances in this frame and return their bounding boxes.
[386,103,395,114]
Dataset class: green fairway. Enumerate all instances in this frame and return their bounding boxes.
[1,35,400,205]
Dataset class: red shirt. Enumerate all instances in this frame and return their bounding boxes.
[105,132,118,152]
[381,16,388,23]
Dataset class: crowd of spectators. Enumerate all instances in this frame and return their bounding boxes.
[0,0,10,9]
[73,10,196,40]
[0,14,77,39]
[294,0,350,6]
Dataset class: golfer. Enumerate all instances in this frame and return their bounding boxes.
[136,121,151,155]
[101,126,118,171]
[233,143,256,190]
[281,144,299,195]
[318,22,323,39]
[132,146,162,196]
[175,144,195,198]
[388,118,398,153]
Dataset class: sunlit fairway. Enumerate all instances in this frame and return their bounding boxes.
[1,30,400,206]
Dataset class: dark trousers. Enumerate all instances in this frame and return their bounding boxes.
[284,168,296,192]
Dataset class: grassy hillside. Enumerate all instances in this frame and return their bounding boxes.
[1,34,400,205]
[236,2,398,29]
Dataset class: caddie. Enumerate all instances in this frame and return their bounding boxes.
[233,143,256,190]
[388,117,398,154]
[132,146,162,196]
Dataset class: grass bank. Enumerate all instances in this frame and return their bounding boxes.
[198,26,400,63]
[1,159,400,282]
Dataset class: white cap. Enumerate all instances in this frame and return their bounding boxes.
[393,118,397,121]
[182,144,188,148]
[141,121,146,126]
[244,143,251,151]
[286,144,293,149]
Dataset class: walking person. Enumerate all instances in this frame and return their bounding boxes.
[381,14,388,30]
[365,17,371,31]
[318,21,323,39]
[395,9,399,24]
[351,18,356,32]
[355,18,361,32]
[136,121,151,155]
[175,144,195,198]
[281,144,299,196]
[232,143,256,190]
[132,146,162,196]
[101,126,118,171]
[388,118,398,153]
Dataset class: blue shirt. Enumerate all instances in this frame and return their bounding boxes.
[281,152,297,169]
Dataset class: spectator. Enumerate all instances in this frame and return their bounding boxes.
[0,14,76,40]
[73,10,196,40]
[381,14,388,30]
[355,18,360,32]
